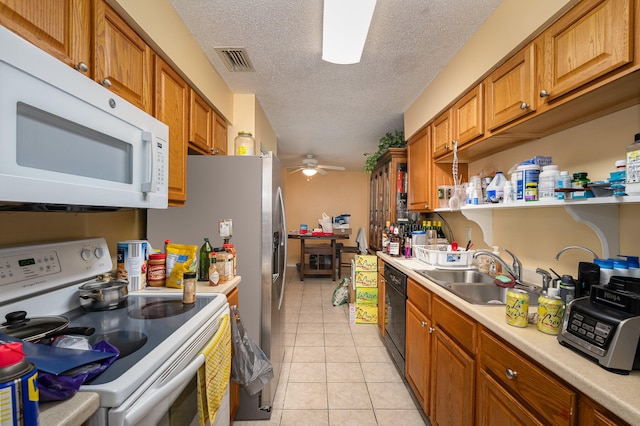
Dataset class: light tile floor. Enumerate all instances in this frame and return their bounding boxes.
[233,267,427,426]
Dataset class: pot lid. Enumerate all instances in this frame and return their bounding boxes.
[0,311,68,340]
[79,280,128,291]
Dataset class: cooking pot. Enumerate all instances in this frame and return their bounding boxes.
[0,311,94,342]
[78,277,128,310]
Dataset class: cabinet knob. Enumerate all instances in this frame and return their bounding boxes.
[443,144,450,151]
[420,321,428,327]
[428,326,435,333]
[520,102,529,110]
[210,148,220,155]
[505,368,518,380]
[100,78,112,88]
[539,90,550,98]
[74,62,88,73]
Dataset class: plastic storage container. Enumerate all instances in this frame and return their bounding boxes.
[625,133,640,195]
[557,171,571,200]
[234,131,256,156]
[516,163,540,200]
[539,165,559,199]
[486,172,506,203]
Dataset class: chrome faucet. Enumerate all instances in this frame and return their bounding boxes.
[536,268,552,294]
[473,248,522,282]
[554,245,598,261]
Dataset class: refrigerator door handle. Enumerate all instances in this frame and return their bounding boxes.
[276,186,287,310]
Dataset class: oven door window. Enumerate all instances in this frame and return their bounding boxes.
[16,102,133,184]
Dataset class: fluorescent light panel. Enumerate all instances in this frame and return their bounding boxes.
[322,0,377,64]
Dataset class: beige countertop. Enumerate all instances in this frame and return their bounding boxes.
[379,253,640,425]
[38,276,240,425]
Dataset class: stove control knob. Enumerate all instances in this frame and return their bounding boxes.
[81,248,92,261]
[94,247,105,259]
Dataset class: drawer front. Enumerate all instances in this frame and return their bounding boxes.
[433,296,477,354]
[479,329,576,425]
[407,278,431,317]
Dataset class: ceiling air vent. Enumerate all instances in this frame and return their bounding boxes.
[215,47,255,72]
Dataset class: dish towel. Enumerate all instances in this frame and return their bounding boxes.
[197,313,231,426]
[355,227,368,254]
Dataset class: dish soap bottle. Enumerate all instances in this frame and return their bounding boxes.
[198,238,213,281]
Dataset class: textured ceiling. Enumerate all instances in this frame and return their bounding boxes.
[169,0,502,171]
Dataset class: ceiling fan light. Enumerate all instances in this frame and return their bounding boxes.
[302,168,318,177]
[322,0,377,65]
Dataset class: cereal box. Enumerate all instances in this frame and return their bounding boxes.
[355,304,378,324]
[354,270,377,288]
[354,255,377,271]
[356,287,378,305]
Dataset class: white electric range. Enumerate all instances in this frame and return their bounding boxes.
[0,238,229,425]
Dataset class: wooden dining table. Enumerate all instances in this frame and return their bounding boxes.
[288,232,349,281]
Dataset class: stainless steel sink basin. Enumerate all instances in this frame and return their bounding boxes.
[416,269,496,286]
[416,269,540,305]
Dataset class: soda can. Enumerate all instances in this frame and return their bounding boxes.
[537,295,565,335]
[506,289,529,327]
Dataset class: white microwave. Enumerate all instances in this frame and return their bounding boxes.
[0,25,169,210]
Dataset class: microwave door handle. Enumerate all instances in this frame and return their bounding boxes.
[140,131,155,194]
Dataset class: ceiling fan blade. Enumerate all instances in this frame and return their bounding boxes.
[317,165,345,171]
[288,167,304,174]
[317,168,329,175]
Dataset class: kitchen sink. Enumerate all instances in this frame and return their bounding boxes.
[416,269,496,286]
[416,269,540,305]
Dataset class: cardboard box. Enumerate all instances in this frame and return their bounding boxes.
[356,287,378,305]
[354,270,377,288]
[355,304,378,324]
[354,255,377,271]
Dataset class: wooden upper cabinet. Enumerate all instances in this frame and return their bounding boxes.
[486,43,536,131]
[155,57,189,206]
[540,0,633,103]
[94,1,152,113]
[213,112,228,156]
[453,83,484,146]
[432,109,453,158]
[189,89,214,155]
[408,127,431,211]
[0,0,92,74]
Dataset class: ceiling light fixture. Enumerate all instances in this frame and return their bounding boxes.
[322,0,377,65]
[302,168,318,177]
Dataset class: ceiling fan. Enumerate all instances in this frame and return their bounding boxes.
[287,154,345,176]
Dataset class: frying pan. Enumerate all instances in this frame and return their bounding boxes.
[0,311,94,343]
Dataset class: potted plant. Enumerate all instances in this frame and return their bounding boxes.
[363,130,407,173]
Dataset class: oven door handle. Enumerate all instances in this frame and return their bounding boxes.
[118,353,206,426]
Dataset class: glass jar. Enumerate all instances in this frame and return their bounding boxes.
[182,272,197,304]
[147,253,166,287]
[571,172,590,198]
[234,131,256,156]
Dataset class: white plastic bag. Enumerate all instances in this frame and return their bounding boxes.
[319,213,333,233]
[332,278,350,306]
[230,306,274,395]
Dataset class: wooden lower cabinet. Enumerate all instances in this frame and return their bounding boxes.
[431,327,476,425]
[226,287,240,423]
[377,263,386,337]
[578,395,630,426]
[405,299,431,414]
[478,328,576,425]
[477,370,543,426]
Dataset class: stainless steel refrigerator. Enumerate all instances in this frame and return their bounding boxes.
[146,153,287,420]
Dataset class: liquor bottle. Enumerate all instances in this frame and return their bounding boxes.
[436,221,446,239]
[382,221,391,252]
[198,238,213,281]
[389,227,401,257]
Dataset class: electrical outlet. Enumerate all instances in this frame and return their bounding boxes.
[465,227,471,241]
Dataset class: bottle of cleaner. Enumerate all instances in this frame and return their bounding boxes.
[486,172,506,203]
[625,133,640,195]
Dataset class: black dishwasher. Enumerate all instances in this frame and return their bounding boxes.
[383,263,407,374]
